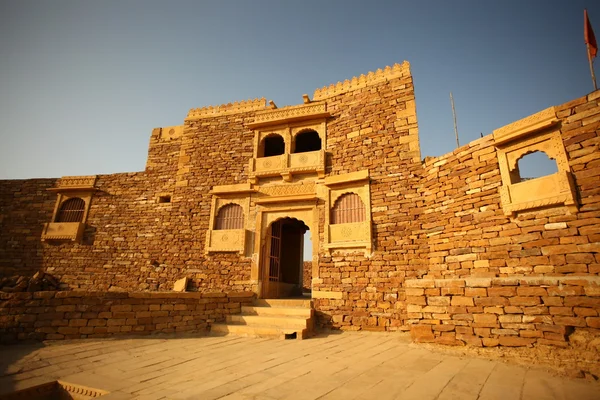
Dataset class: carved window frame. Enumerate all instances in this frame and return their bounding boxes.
[42,176,97,243]
[323,170,372,256]
[493,107,577,216]
[205,183,254,255]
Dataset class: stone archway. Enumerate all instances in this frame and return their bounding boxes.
[261,217,309,299]
[252,204,319,299]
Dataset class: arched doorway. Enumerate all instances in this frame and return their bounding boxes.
[262,217,310,299]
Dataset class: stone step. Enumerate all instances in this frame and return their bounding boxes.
[253,298,312,308]
[241,305,313,318]
[226,314,311,328]
[210,323,310,340]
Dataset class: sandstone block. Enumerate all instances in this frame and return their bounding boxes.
[451,297,474,306]
[473,314,498,327]
[428,296,451,306]
[586,317,600,328]
[509,297,540,306]
[173,277,188,292]
[553,316,586,327]
[498,336,535,347]
[410,325,435,342]
[482,338,499,347]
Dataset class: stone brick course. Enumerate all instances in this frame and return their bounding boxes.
[406,276,600,347]
[0,291,253,343]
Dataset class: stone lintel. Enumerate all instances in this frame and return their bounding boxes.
[312,290,343,299]
[246,102,329,129]
[493,107,559,145]
[210,183,255,195]
[324,170,369,187]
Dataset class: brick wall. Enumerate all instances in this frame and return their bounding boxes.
[0,291,253,343]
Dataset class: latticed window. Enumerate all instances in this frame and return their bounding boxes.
[215,204,244,230]
[56,198,86,223]
[331,193,365,224]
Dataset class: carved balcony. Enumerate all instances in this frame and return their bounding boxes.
[249,149,325,183]
[41,222,85,242]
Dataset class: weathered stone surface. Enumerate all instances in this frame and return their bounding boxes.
[173,277,188,292]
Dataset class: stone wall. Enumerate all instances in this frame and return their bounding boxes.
[0,63,599,348]
[0,291,253,343]
[312,63,422,331]
[406,276,600,347]
[0,179,56,278]
[416,91,600,280]
[401,90,600,345]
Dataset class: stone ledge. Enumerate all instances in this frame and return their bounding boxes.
[405,276,600,289]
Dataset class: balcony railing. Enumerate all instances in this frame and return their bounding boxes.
[41,222,85,242]
[249,149,325,183]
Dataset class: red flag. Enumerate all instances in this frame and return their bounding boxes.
[585,9,597,59]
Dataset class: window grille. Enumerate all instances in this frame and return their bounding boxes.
[331,193,365,224]
[215,204,244,230]
[56,198,86,223]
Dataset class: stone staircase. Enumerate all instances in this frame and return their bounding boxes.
[211,298,314,340]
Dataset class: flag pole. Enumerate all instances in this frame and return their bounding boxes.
[585,9,598,91]
[588,45,598,90]
[450,92,459,148]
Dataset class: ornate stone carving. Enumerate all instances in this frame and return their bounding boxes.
[155,125,182,141]
[186,98,267,120]
[208,229,245,252]
[493,107,558,144]
[259,182,316,197]
[44,175,97,243]
[57,175,96,189]
[41,222,85,242]
[251,150,325,181]
[313,61,410,100]
[248,103,329,128]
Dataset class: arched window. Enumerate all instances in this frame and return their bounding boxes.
[331,193,365,224]
[259,134,285,157]
[215,204,244,230]
[56,198,86,223]
[293,130,321,153]
[511,150,558,183]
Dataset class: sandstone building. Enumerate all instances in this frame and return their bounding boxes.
[1,61,599,350]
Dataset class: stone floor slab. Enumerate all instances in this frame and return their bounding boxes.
[1,332,599,399]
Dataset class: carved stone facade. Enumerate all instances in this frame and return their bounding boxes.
[1,62,599,349]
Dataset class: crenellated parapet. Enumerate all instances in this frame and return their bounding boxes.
[313,61,411,101]
[186,98,267,121]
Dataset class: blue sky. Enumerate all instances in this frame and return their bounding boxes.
[1,0,599,180]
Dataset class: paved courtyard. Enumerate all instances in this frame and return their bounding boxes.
[1,332,599,400]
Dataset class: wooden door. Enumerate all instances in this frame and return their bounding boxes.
[263,220,282,298]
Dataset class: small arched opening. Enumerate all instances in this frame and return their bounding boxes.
[259,134,285,157]
[511,150,558,184]
[214,204,244,230]
[293,130,321,153]
[331,193,366,224]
